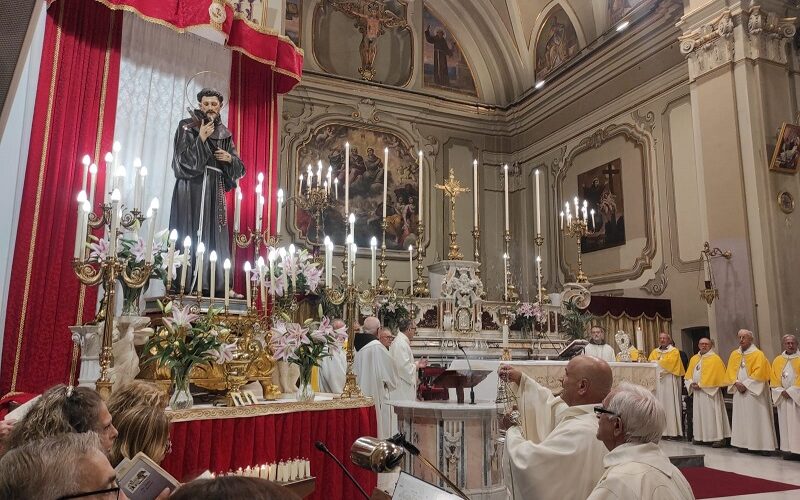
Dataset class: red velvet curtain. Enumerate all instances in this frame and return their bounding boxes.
[0,0,121,395]
[226,52,280,295]
[161,406,378,499]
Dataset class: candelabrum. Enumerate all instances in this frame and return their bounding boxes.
[413,221,429,297]
[562,218,589,284]
[293,185,333,246]
[376,218,392,295]
[72,253,152,400]
[534,233,550,304]
[503,230,519,302]
[323,283,376,398]
[471,226,486,299]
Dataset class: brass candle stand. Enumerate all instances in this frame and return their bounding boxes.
[534,233,550,304]
[562,217,589,283]
[412,220,429,297]
[376,218,392,294]
[503,230,519,302]
[291,185,333,246]
[234,229,281,259]
[323,283,376,398]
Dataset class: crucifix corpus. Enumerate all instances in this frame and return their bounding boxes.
[435,170,470,260]
[326,0,409,81]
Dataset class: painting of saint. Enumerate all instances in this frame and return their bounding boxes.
[422,7,477,96]
[608,0,645,26]
[535,6,579,80]
[769,123,800,174]
[296,125,420,253]
[285,0,301,46]
[578,159,626,253]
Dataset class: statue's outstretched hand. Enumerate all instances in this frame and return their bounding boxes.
[214,149,232,163]
[199,120,215,142]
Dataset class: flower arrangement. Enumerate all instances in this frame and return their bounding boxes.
[264,246,323,297]
[513,302,545,335]
[142,301,234,409]
[87,229,174,315]
[270,316,347,400]
[375,296,410,334]
[562,300,594,340]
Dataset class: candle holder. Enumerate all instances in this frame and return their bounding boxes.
[234,229,281,259]
[562,218,589,283]
[698,242,732,305]
[412,221,429,297]
[323,283,376,398]
[471,226,486,300]
[376,218,392,295]
[534,233,550,304]
[120,208,146,231]
[503,230,519,302]
[292,185,333,245]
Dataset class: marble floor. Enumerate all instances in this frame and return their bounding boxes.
[660,440,800,499]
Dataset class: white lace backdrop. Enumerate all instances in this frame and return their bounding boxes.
[112,13,232,297]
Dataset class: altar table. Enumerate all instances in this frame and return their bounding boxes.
[161,396,377,500]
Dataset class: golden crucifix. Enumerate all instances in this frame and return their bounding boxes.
[435,170,470,260]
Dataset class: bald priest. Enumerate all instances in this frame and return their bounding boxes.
[685,338,730,446]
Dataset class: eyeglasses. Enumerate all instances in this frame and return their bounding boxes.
[593,406,619,419]
[57,484,120,499]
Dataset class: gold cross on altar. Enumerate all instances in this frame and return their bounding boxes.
[435,170,470,260]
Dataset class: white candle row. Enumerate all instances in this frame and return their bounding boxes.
[223,458,311,482]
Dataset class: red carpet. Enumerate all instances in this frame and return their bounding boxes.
[682,466,800,498]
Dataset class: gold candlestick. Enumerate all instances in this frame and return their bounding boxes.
[413,221,429,297]
[376,218,392,294]
[503,230,519,302]
[435,170,469,261]
[534,233,550,304]
[562,218,589,283]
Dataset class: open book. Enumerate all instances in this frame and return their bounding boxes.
[115,452,180,500]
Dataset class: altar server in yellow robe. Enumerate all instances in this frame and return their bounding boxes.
[685,338,730,446]
[771,334,800,457]
[648,333,685,438]
[499,356,611,500]
[726,329,776,452]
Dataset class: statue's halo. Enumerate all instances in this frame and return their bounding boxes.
[184,70,230,111]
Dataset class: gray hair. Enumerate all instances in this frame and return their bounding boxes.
[397,317,412,333]
[362,316,380,335]
[605,382,665,445]
[0,432,103,499]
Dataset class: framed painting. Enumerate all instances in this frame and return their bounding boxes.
[422,6,477,96]
[534,5,580,80]
[578,159,626,253]
[285,0,302,46]
[295,124,420,254]
[608,0,646,25]
[769,123,800,174]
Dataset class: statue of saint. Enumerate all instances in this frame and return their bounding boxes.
[169,88,245,295]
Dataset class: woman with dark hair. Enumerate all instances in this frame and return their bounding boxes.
[171,477,301,500]
[2,384,117,454]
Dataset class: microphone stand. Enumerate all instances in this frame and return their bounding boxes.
[315,441,370,500]
[457,343,476,405]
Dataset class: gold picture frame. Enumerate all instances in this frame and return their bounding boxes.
[769,123,800,174]
[778,191,795,214]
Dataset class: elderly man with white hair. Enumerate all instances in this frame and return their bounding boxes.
[354,316,397,439]
[588,382,695,499]
[771,334,800,458]
[726,329,776,453]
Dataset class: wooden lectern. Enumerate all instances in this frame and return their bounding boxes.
[433,369,492,404]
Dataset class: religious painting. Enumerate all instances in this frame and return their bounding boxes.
[778,191,795,214]
[232,0,267,25]
[579,159,626,253]
[422,6,477,96]
[608,0,645,25]
[769,123,800,174]
[534,6,580,81]
[285,0,302,46]
[295,124,420,253]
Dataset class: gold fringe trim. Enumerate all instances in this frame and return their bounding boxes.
[167,397,375,422]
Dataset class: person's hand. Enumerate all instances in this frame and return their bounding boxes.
[214,149,232,163]
[734,382,747,393]
[781,390,792,400]
[155,487,171,499]
[498,365,521,385]
[690,382,700,392]
[199,120,215,142]
[417,358,428,369]
[499,408,520,431]
[0,419,15,442]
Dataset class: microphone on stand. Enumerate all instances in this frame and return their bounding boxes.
[314,441,370,500]
[457,342,476,405]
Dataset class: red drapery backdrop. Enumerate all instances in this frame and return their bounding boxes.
[161,406,378,499]
[0,0,122,395]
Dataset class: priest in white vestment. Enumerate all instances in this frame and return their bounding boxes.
[318,319,348,394]
[499,356,611,500]
[771,334,800,457]
[584,325,616,362]
[588,382,694,499]
[389,318,426,402]
[685,338,730,446]
[353,317,397,439]
[726,329,776,452]
[648,333,685,437]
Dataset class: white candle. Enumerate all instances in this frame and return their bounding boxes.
[223,259,231,307]
[268,250,276,294]
[382,148,388,219]
[370,236,377,288]
[324,236,332,288]
[348,213,355,239]
[234,187,242,232]
[350,243,357,285]
[418,151,423,224]
[103,152,113,205]
[590,209,596,230]
[181,236,191,294]
[209,251,217,301]
[574,196,579,217]
[582,200,588,222]
[327,166,332,194]
[257,256,266,306]
[109,189,121,257]
[345,142,350,215]
[317,161,323,187]
[299,174,304,196]
[502,253,508,300]
[346,235,353,286]
[307,165,313,189]
[196,242,205,294]
[288,244,297,290]
[88,163,98,209]
[535,169,541,235]
[473,159,479,228]
[635,325,645,354]
[145,198,158,262]
[167,230,178,283]
[113,165,126,200]
[255,184,263,233]
[503,164,509,232]
[560,211,564,230]
[132,161,141,211]
[80,201,91,259]
[244,261,252,308]
[74,191,88,259]
[334,178,339,200]
[137,167,148,213]
[80,155,90,194]
[409,245,414,291]
[277,188,284,234]
[536,255,542,303]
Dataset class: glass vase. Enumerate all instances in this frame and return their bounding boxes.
[170,368,194,410]
[295,364,315,402]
